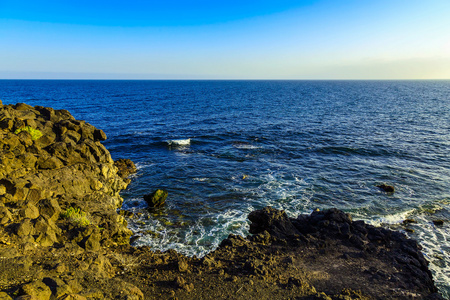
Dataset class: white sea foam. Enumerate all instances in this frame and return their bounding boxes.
[167,138,191,146]
[412,214,450,299]
[364,209,416,227]
[120,197,147,210]
[134,162,155,170]
[193,177,209,182]
[130,207,252,258]
[232,143,261,150]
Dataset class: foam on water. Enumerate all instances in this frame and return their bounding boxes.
[193,177,209,182]
[167,138,191,147]
[414,216,450,299]
[133,161,155,171]
[124,170,313,258]
[130,207,252,258]
[364,209,417,227]
[232,143,262,150]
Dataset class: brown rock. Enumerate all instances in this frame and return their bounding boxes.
[17,131,33,147]
[78,290,103,299]
[183,283,194,292]
[0,206,12,225]
[177,259,189,272]
[16,218,35,236]
[18,153,37,168]
[174,276,186,289]
[26,188,43,203]
[93,129,107,141]
[37,156,64,169]
[34,217,60,246]
[0,118,14,130]
[114,158,137,179]
[84,231,101,251]
[15,103,34,111]
[20,280,52,300]
[0,292,13,300]
[19,203,40,219]
[38,198,61,221]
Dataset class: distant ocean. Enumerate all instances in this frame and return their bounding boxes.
[1,80,449,296]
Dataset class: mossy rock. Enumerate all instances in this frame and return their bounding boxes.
[14,126,43,140]
[144,189,168,208]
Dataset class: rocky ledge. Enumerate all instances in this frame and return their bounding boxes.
[0,101,443,299]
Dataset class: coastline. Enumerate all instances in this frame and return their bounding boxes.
[0,101,443,299]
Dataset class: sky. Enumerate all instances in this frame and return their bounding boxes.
[0,0,449,79]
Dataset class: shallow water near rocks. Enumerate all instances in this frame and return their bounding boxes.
[1,80,449,297]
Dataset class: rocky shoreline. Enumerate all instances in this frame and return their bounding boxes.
[0,101,443,299]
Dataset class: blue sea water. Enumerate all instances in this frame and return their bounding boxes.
[1,80,449,296]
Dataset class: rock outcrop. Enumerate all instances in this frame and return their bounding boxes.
[241,207,439,298]
[0,102,140,299]
[0,103,132,247]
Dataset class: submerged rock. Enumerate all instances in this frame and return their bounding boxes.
[377,184,395,193]
[433,220,445,226]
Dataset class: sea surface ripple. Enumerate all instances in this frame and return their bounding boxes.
[1,80,449,296]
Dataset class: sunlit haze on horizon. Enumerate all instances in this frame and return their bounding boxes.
[1,0,449,79]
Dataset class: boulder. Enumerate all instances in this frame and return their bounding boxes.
[19,280,52,300]
[0,206,12,224]
[248,206,302,240]
[144,189,168,208]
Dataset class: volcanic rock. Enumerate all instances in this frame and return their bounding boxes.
[114,158,137,179]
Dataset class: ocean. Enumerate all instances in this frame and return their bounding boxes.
[1,80,449,296]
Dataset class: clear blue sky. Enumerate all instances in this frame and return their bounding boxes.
[1,0,449,79]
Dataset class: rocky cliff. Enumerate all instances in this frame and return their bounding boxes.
[0,101,139,299]
[0,101,443,299]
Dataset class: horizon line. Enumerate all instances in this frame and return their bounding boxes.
[1,78,449,81]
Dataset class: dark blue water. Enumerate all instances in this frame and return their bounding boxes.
[1,80,449,296]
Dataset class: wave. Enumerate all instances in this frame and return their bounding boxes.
[129,207,252,258]
[232,143,262,150]
[313,145,407,158]
[167,138,191,147]
[365,209,416,226]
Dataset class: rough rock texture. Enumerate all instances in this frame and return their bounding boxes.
[114,159,137,184]
[0,102,443,299]
[0,103,140,299]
